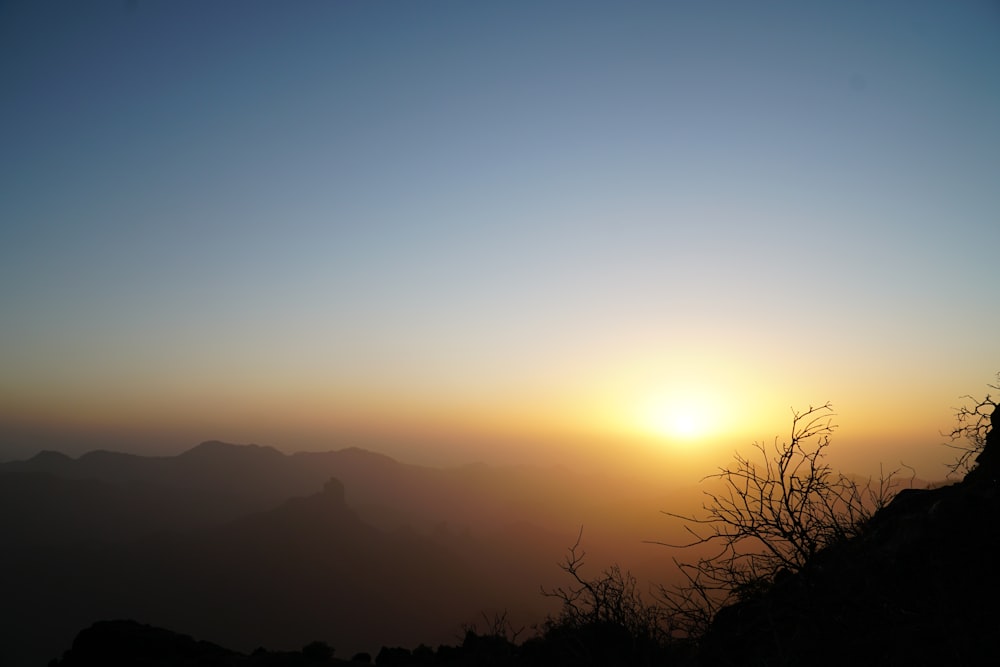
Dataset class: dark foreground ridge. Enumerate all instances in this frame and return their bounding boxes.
[51,619,536,667]
[698,405,1000,666]
[50,409,1000,666]
[51,620,364,666]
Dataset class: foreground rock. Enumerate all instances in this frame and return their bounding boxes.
[51,619,359,667]
[699,410,1000,666]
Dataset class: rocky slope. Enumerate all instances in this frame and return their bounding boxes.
[699,408,1000,666]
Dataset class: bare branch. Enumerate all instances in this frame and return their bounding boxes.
[943,372,999,477]
[651,402,901,637]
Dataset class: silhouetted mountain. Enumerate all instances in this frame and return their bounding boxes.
[7,481,424,664]
[0,470,565,667]
[31,421,1000,667]
[0,440,667,604]
[0,471,163,547]
[0,441,595,536]
[21,449,74,472]
[0,442,691,666]
[92,477,498,656]
[49,446,1000,667]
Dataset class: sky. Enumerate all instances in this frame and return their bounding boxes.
[1,0,998,479]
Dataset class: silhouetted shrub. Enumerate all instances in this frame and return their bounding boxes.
[410,644,435,666]
[944,372,999,476]
[540,531,675,665]
[375,646,411,666]
[655,403,900,637]
[301,640,334,662]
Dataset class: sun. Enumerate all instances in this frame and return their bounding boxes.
[639,394,712,442]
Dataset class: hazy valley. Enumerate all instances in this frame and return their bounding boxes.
[0,441,696,665]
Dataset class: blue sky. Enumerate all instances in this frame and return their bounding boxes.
[1,1,998,475]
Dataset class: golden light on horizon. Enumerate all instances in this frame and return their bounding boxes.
[637,392,715,443]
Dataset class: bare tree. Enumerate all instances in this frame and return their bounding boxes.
[461,609,524,644]
[653,404,899,622]
[541,528,669,646]
[943,372,999,477]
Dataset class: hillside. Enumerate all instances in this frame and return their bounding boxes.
[0,470,556,665]
[697,409,1000,665]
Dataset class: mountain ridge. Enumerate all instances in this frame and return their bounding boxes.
[1,442,635,667]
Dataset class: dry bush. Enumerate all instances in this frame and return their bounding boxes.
[652,403,899,636]
[943,372,999,477]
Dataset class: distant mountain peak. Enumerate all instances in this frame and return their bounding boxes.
[29,450,73,463]
[290,446,401,467]
[180,441,284,459]
[78,449,142,462]
[337,446,397,461]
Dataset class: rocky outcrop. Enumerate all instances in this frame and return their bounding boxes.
[51,619,365,666]
[52,620,241,666]
[700,408,1000,666]
[963,404,1000,486]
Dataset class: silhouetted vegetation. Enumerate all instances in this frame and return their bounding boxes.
[524,403,909,661]
[531,393,1000,665]
[696,387,1000,665]
[655,403,901,636]
[301,641,335,662]
[539,530,679,665]
[944,372,1000,476]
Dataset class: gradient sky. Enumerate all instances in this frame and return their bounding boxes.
[2,1,998,477]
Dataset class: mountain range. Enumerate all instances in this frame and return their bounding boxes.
[0,441,689,666]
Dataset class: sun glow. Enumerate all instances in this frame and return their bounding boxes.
[639,393,713,442]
